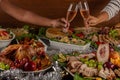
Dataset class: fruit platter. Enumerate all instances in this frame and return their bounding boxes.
[52,43,120,80]
[0,37,52,73]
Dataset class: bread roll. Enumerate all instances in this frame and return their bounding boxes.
[46,28,66,38]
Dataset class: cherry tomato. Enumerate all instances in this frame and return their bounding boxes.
[95,41,104,46]
[75,32,85,39]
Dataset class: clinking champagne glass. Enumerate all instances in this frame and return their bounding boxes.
[79,0,90,34]
[63,3,78,33]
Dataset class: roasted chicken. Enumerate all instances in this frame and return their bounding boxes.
[0,39,51,71]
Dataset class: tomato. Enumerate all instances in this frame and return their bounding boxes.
[0,31,8,36]
[95,41,104,46]
[75,32,85,39]
[2,31,8,36]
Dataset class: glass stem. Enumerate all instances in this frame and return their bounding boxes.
[84,19,89,28]
[83,18,89,34]
[63,22,70,33]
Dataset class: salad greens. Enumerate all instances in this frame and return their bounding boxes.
[38,27,47,37]
[16,33,37,40]
[74,73,93,80]
[52,53,67,67]
[112,45,120,52]
[109,29,118,39]
[16,25,47,40]
[23,25,30,30]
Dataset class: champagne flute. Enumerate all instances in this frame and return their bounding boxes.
[63,3,78,33]
[79,0,90,33]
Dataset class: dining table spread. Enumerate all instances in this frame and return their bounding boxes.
[0,24,120,80]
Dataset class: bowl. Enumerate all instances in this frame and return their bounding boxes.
[0,29,15,49]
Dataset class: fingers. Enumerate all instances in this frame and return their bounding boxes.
[53,18,70,28]
[60,18,67,24]
[87,16,98,26]
[88,20,97,26]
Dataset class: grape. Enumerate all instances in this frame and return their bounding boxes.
[90,60,95,63]
[84,58,89,62]
[98,65,103,70]
[93,63,97,67]
[80,58,85,63]
[104,62,115,69]
[0,62,6,70]
[88,63,93,67]
[85,61,89,65]
[98,62,103,65]
[5,64,10,70]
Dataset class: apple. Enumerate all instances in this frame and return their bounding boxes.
[24,61,36,71]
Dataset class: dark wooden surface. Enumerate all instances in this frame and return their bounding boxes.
[0,0,119,27]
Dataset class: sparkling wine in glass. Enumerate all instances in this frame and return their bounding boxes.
[63,3,78,33]
[79,0,90,33]
[66,3,78,23]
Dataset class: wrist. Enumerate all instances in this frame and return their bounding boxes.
[97,11,109,23]
[50,20,56,28]
[96,16,102,24]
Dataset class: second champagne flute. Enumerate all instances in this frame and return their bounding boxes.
[79,0,90,29]
[63,3,78,33]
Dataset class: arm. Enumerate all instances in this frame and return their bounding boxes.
[87,11,109,26]
[0,0,66,27]
[87,0,120,26]
[101,0,120,20]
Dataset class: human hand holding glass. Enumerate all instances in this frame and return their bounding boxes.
[63,3,78,33]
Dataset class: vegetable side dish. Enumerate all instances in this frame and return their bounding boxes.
[0,29,12,40]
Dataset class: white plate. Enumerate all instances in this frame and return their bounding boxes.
[21,64,52,74]
[50,40,91,53]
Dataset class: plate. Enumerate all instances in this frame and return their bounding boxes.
[21,64,52,74]
[50,40,91,53]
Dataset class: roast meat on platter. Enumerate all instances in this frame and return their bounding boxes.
[0,39,51,71]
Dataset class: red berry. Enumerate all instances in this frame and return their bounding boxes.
[24,61,36,71]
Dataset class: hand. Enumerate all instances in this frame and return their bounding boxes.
[51,18,69,28]
[87,16,99,26]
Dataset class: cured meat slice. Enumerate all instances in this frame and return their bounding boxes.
[96,43,109,63]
